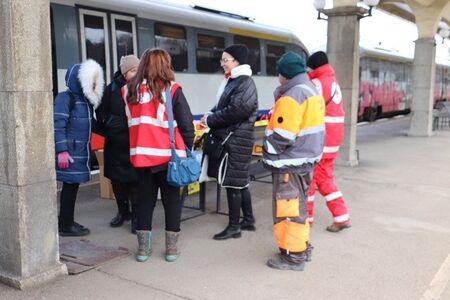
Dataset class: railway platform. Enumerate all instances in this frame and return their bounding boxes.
[1,117,450,299]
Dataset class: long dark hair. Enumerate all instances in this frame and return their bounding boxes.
[126,48,175,104]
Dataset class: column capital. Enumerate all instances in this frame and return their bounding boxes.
[321,6,368,18]
[414,37,436,46]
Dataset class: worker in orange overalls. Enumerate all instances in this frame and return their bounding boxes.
[263,51,325,271]
[306,51,351,232]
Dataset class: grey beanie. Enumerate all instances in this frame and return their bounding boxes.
[120,55,140,75]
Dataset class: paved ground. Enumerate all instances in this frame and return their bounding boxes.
[1,116,450,300]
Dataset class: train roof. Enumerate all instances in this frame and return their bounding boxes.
[360,40,450,67]
[52,0,306,49]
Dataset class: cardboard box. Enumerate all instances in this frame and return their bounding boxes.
[94,150,115,200]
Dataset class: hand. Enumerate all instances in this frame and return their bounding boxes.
[199,117,206,127]
[58,151,72,169]
[200,114,209,128]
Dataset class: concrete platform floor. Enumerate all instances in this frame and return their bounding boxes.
[1,117,450,299]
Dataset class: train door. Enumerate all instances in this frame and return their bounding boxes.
[78,9,138,84]
[79,9,111,83]
[110,14,138,74]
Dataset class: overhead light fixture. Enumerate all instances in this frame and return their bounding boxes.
[438,27,450,44]
[358,0,380,20]
[313,0,327,21]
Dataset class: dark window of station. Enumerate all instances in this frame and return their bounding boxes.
[266,44,285,76]
[233,35,261,74]
[196,34,225,73]
[114,19,135,69]
[83,14,107,78]
[155,23,188,71]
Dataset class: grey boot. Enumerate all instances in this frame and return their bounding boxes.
[136,230,152,262]
[306,242,314,262]
[165,231,179,262]
[267,254,305,271]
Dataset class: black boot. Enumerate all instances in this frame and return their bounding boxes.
[213,224,241,240]
[59,222,90,237]
[110,212,126,227]
[240,188,256,231]
[110,181,131,227]
[213,188,242,240]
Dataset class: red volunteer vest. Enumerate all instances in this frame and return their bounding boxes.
[122,81,187,167]
[309,64,345,159]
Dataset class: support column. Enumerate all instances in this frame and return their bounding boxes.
[0,0,67,289]
[324,6,366,166]
[408,38,436,137]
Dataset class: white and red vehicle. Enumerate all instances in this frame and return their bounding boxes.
[359,45,450,121]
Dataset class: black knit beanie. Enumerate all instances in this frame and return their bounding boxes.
[307,51,329,70]
[223,44,248,64]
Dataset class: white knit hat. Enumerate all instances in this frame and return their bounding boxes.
[119,55,140,75]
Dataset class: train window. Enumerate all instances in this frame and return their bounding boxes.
[111,14,137,74]
[234,35,261,74]
[155,23,188,72]
[266,44,285,76]
[196,34,225,73]
[79,10,111,83]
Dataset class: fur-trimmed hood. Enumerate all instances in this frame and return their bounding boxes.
[65,59,105,109]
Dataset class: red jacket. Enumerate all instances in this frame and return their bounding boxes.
[308,64,345,159]
[122,81,187,167]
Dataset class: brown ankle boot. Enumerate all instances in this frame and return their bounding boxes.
[326,222,351,232]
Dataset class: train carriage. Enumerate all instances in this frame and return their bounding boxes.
[50,0,309,119]
[359,44,450,121]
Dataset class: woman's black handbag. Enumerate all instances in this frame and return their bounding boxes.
[203,131,232,161]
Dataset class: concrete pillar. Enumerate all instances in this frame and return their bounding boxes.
[323,6,367,167]
[408,38,436,137]
[0,0,67,289]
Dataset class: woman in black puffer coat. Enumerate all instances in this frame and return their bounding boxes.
[96,55,140,233]
[200,44,258,240]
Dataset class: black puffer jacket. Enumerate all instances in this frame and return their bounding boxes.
[207,75,258,188]
[96,71,137,183]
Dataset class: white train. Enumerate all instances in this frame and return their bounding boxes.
[50,0,308,118]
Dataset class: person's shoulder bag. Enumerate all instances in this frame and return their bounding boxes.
[202,131,233,161]
[165,84,201,187]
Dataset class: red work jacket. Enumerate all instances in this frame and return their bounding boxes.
[309,64,345,159]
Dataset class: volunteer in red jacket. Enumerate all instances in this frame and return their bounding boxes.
[306,51,351,232]
[123,48,194,262]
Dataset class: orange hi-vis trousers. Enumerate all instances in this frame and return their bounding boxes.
[272,173,310,254]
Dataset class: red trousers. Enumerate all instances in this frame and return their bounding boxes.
[307,157,349,224]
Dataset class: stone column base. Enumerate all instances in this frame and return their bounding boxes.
[0,263,67,290]
[335,156,359,167]
[407,131,434,137]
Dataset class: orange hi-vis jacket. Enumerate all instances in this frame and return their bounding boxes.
[122,80,187,168]
[263,73,325,174]
[308,64,345,159]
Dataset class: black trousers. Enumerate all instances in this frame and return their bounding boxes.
[59,182,80,227]
[111,180,138,217]
[226,187,254,225]
[136,168,182,232]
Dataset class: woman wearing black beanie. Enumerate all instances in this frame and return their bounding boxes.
[200,44,259,240]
